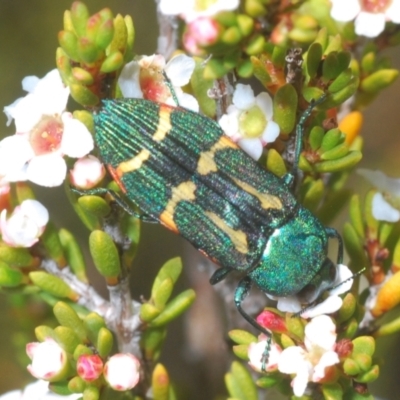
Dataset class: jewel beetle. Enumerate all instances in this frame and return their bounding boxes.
[80,93,343,345]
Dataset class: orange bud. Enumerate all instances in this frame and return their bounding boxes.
[371,271,400,317]
[339,111,363,145]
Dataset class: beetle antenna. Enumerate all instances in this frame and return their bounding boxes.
[292,267,366,318]
[162,70,180,106]
[328,267,366,292]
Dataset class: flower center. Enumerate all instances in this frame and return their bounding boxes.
[239,106,267,139]
[360,0,392,13]
[30,116,63,156]
[195,0,219,12]
[139,68,170,103]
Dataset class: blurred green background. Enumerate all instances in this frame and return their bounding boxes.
[1,1,400,399]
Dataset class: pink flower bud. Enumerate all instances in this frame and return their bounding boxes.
[256,310,287,333]
[104,353,140,391]
[70,155,105,189]
[77,354,103,382]
[0,199,49,247]
[26,338,68,381]
[183,17,220,55]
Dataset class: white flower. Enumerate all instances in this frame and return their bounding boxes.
[358,168,400,222]
[70,155,105,189]
[248,335,282,372]
[26,339,68,382]
[271,264,353,318]
[218,84,280,160]
[0,199,49,247]
[104,353,140,391]
[330,0,400,38]
[278,315,340,397]
[1,69,93,187]
[0,380,81,400]
[119,54,199,112]
[159,0,239,22]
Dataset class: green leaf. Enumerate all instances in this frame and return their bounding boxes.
[343,222,367,270]
[83,312,106,344]
[273,84,298,134]
[306,42,323,79]
[266,149,287,177]
[152,363,170,400]
[149,289,195,327]
[29,272,78,300]
[152,257,182,295]
[228,329,257,345]
[53,301,87,341]
[225,361,258,400]
[97,327,113,357]
[89,230,121,279]
[54,326,81,353]
[348,195,364,238]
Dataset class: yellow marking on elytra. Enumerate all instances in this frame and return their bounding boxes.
[152,105,172,142]
[197,136,238,175]
[205,211,248,254]
[234,178,283,210]
[116,149,150,177]
[160,181,197,233]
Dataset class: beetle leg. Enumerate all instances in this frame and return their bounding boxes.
[71,187,157,223]
[235,276,272,371]
[281,173,294,187]
[209,266,232,284]
[292,94,327,176]
[325,227,344,264]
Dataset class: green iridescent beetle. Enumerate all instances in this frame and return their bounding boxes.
[89,95,343,343]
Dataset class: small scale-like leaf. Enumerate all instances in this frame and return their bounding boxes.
[228,329,257,345]
[149,289,195,328]
[53,302,86,341]
[273,84,298,134]
[152,363,170,400]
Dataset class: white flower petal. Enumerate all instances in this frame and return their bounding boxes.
[0,135,33,177]
[275,295,302,313]
[21,75,40,93]
[20,200,49,227]
[386,0,400,23]
[278,346,307,374]
[238,138,263,160]
[31,70,69,116]
[330,0,360,22]
[174,92,199,112]
[218,112,240,138]
[355,12,385,38]
[357,168,400,196]
[261,120,280,144]
[165,54,195,87]
[292,366,311,397]
[3,98,23,126]
[255,92,274,118]
[329,264,354,296]
[372,192,400,222]
[159,0,194,16]
[312,351,339,382]
[232,84,255,110]
[304,315,336,350]
[301,296,343,319]
[119,61,143,98]
[248,339,281,372]
[27,154,67,187]
[61,114,94,158]
[8,94,45,132]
